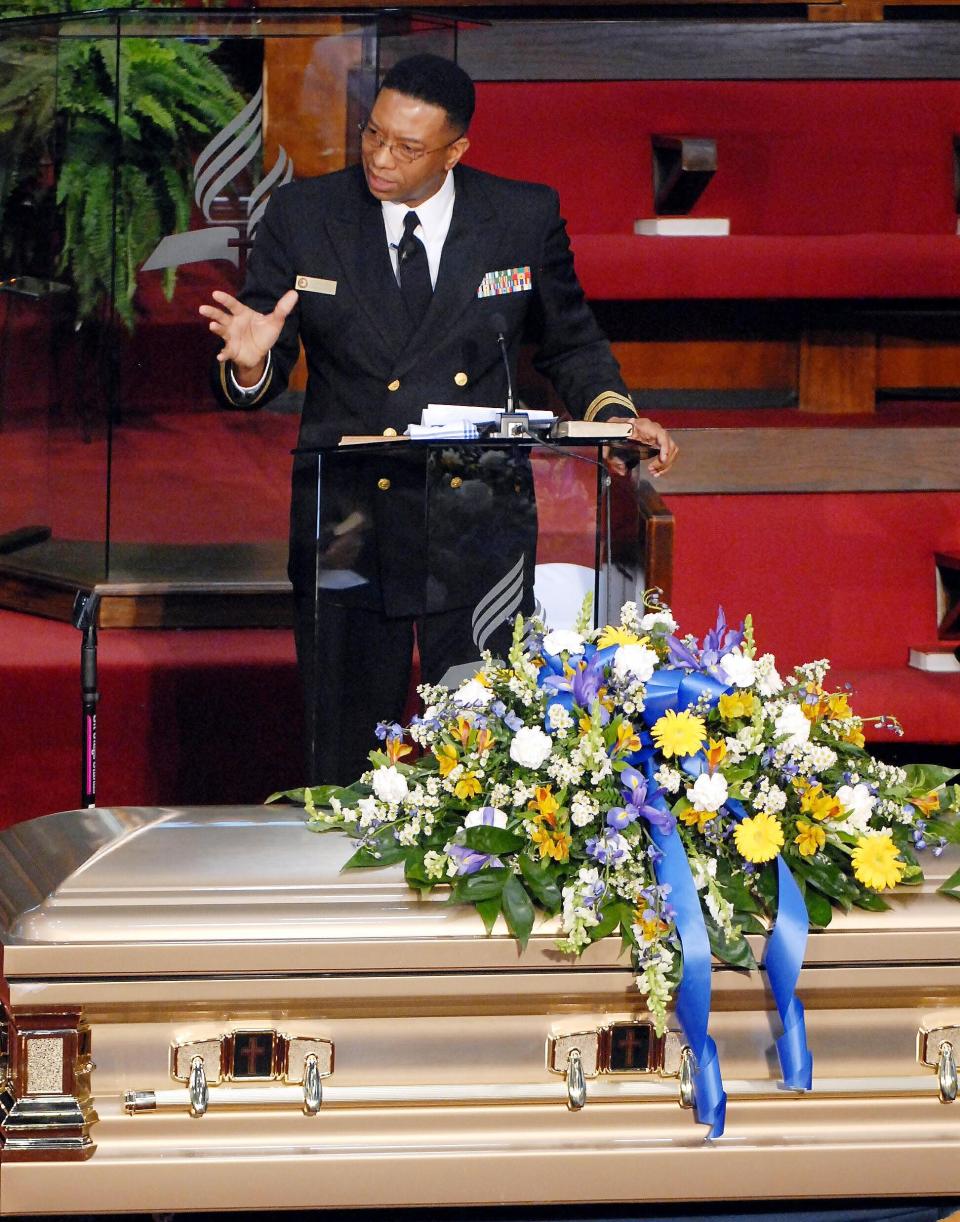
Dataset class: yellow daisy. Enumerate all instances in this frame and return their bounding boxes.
[794,818,826,857]
[851,834,905,891]
[650,708,707,759]
[597,625,646,648]
[733,812,784,864]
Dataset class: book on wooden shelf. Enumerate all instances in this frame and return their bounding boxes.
[908,643,960,673]
[634,217,730,237]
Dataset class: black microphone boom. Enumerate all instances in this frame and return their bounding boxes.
[489,312,514,412]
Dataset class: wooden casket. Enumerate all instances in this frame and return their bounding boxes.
[1,804,960,1216]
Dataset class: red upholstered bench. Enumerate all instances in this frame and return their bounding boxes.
[664,490,960,744]
[468,80,960,302]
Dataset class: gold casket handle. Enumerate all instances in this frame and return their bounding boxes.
[302,1053,322,1116]
[566,1048,586,1111]
[189,1056,209,1118]
[938,1042,958,1104]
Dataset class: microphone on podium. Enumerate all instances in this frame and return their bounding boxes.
[490,312,515,413]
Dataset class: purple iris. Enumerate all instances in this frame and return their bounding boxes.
[446,844,503,876]
[608,766,676,835]
[540,651,611,728]
[666,606,744,680]
[585,829,629,866]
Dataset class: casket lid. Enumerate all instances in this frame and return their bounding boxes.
[1,805,959,979]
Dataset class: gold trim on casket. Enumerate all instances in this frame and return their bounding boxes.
[0,806,959,1213]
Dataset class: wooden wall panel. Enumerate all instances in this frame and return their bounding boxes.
[610,339,797,390]
[878,337,960,389]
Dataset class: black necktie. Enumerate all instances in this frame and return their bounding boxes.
[397,211,432,331]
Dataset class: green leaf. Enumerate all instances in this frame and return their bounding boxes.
[853,889,892,912]
[475,896,501,934]
[903,763,959,792]
[803,887,833,928]
[939,864,960,901]
[518,855,562,913]
[705,914,757,970]
[501,875,536,949]
[404,851,431,893]
[453,868,509,903]
[587,901,622,944]
[463,826,526,855]
[343,826,407,869]
[792,854,858,908]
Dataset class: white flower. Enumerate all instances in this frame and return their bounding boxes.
[547,702,573,732]
[356,795,381,828]
[613,643,658,684]
[571,791,600,827]
[755,654,784,697]
[640,608,678,634]
[464,807,508,829]
[720,647,756,689]
[688,772,728,813]
[371,766,409,805]
[774,703,811,750]
[453,679,493,708]
[509,725,553,770]
[542,629,585,656]
[654,765,682,794]
[837,782,876,826]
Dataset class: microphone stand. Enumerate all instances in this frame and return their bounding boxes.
[71,590,100,809]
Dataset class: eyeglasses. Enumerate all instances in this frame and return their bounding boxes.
[358,121,463,166]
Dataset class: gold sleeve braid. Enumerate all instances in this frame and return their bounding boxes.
[583,390,637,422]
[219,359,274,407]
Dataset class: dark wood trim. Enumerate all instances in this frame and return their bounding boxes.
[457,19,960,78]
[655,425,960,491]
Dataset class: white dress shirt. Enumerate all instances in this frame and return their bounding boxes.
[229,172,456,398]
[380,169,455,289]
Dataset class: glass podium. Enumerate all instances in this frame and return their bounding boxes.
[300,435,654,781]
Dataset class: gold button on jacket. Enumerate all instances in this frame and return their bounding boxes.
[382,427,398,437]
[454,371,469,387]
[450,476,463,489]
[387,379,400,392]
[377,477,391,491]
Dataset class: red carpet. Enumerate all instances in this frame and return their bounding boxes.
[0,608,302,830]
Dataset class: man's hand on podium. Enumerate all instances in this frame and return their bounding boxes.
[606,415,679,478]
[199,289,299,387]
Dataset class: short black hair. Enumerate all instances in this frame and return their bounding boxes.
[379,54,475,133]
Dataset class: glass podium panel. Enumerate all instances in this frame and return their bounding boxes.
[0,13,117,595]
[0,8,455,625]
[304,438,646,782]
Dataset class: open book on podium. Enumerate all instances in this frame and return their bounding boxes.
[339,405,633,445]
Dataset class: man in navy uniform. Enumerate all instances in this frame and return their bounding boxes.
[202,54,678,785]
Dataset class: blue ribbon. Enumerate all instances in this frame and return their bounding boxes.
[643,667,730,726]
[724,800,814,1091]
[649,810,727,1139]
[764,856,814,1090]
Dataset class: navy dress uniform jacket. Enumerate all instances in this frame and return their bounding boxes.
[214,161,637,614]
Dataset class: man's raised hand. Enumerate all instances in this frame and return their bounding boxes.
[200,288,299,385]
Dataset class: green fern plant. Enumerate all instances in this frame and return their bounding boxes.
[0,4,245,328]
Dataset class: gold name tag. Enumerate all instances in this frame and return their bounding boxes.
[295,275,337,295]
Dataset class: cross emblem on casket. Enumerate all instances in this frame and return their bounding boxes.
[231,1031,276,1079]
